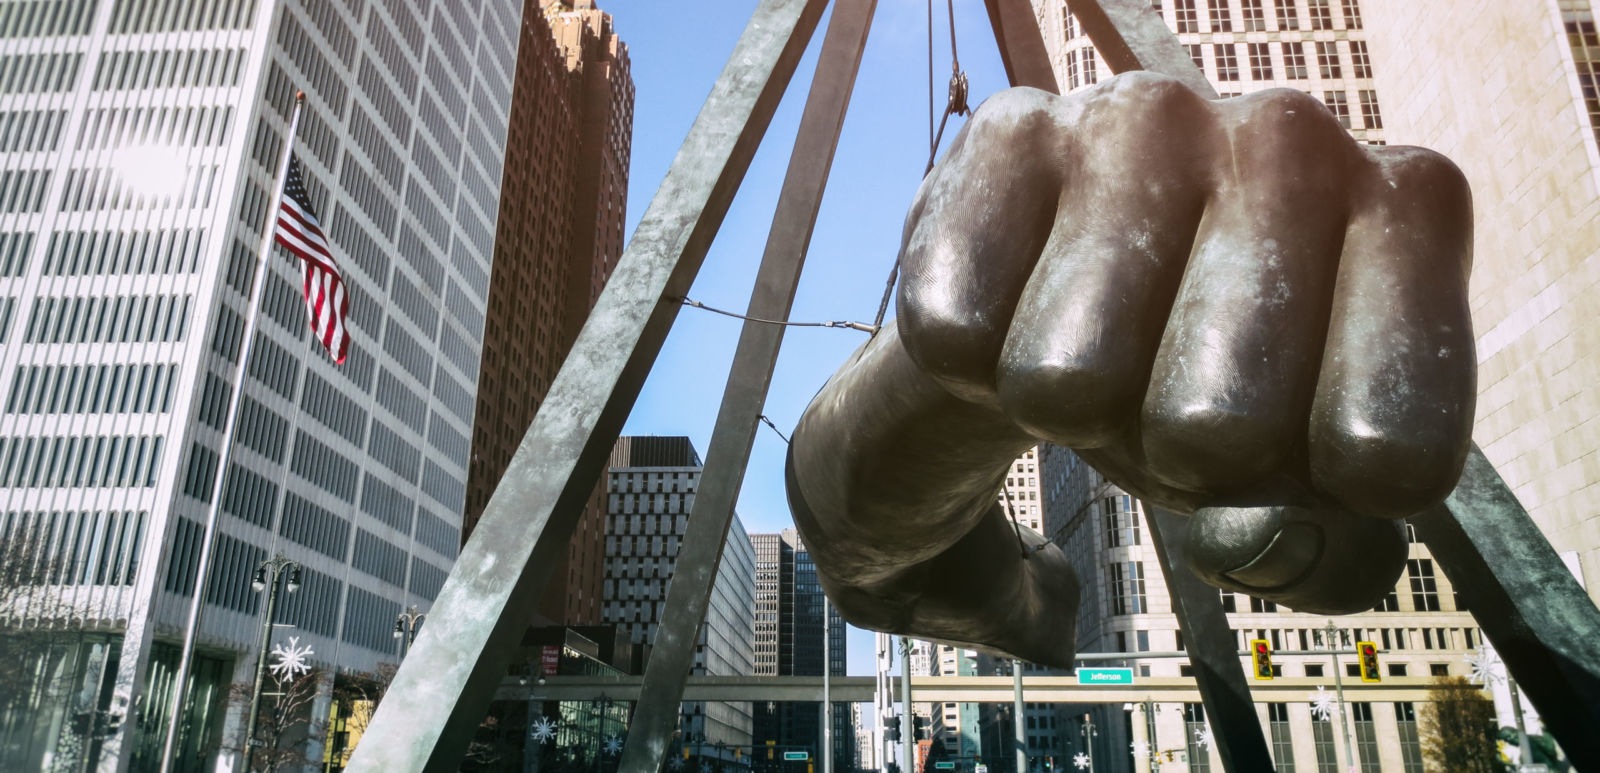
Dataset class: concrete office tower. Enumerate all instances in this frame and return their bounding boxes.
[1352,0,1600,601]
[750,529,853,769]
[1032,0,1385,145]
[0,1,516,770]
[602,436,756,758]
[1040,444,1481,773]
[464,0,632,626]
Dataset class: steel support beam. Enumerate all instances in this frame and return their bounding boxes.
[1415,445,1600,770]
[616,3,876,772]
[981,0,1060,92]
[346,1,829,768]
[1146,509,1276,770]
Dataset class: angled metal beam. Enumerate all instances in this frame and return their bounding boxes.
[1146,508,1276,770]
[981,0,1060,92]
[1415,445,1600,770]
[616,2,877,770]
[346,0,829,768]
[1065,0,1215,95]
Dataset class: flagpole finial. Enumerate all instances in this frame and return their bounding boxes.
[295,90,305,103]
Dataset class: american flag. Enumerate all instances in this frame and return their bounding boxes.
[274,154,349,363]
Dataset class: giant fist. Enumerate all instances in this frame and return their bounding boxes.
[786,73,1474,667]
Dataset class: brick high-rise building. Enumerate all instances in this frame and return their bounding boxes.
[464,0,633,626]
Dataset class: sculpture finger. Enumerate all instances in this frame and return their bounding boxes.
[898,88,1067,404]
[1142,89,1358,493]
[1310,147,1475,518]
[1184,503,1408,613]
[998,76,1213,448]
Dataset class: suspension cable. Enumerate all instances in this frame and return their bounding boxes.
[679,297,877,334]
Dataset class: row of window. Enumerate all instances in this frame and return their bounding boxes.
[5,361,179,415]
[352,527,407,586]
[419,458,463,510]
[291,429,359,502]
[1191,40,1373,82]
[431,361,473,424]
[0,509,145,587]
[77,105,233,151]
[23,292,191,344]
[106,0,257,34]
[359,473,413,534]
[0,433,163,488]
[0,169,50,213]
[0,108,67,152]
[415,506,457,557]
[0,51,81,93]
[0,0,95,39]
[91,46,246,91]
[1167,0,1360,34]
[342,584,402,652]
[41,228,206,276]
[59,163,222,211]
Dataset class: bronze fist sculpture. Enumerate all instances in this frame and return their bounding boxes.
[786,73,1474,667]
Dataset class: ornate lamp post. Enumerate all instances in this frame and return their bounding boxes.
[392,604,426,659]
[243,554,301,766]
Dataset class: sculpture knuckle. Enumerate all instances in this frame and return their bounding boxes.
[999,357,1136,446]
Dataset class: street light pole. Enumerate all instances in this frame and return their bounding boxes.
[243,554,301,769]
[1013,660,1026,773]
[392,605,426,660]
[1322,621,1358,773]
[899,637,915,773]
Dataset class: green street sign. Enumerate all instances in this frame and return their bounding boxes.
[1075,667,1135,685]
[934,763,956,770]
[783,751,809,761]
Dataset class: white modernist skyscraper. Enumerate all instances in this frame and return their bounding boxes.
[0,0,517,770]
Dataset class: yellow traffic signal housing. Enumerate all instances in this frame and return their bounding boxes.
[1250,638,1273,679]
[768,740,776,760]
[1358,641,1381,682]
[735,748,742,761]
[683,747,691,760]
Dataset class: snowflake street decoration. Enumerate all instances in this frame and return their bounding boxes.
[1466,646,1504,686]
[1193,726,1215,750]
[603,734,623,756]
[1072,751,1091,770]
[1309,686,1339,721]
[1130,739,1150,758]
[268,636,314,681]
[667,757,683,771]
[699,762,713,773]
[529,716,558,743]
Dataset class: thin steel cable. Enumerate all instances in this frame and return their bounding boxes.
[758,415,791,445]
[679,297,877,334]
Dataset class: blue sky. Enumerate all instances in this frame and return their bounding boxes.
[600,1,1020,676]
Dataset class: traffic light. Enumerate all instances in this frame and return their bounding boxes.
[683,747,691,761]
[735,748,742,761]
[886,716,902,742]
[1357,641,1380,682]
[914,716,931,740]
[1250,638,1273,680]
[1044,756,1053,769]
[768,740,776,760]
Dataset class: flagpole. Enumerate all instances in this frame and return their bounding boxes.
[160,91,307,773]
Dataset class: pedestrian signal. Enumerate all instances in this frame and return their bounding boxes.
[1357,641,1380,682]
[1250,638,1273,680]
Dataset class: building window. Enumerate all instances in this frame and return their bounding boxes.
[1352,703,1379,772]
[1104,496,1141,547]
[1430,663,1450,676]
[1219,589,1237,612]
[1316,41,1342,78]
[1341,0,1363,28]
[1324,91,1351,128]
[1175,0,1199,32]
[1066,49,1081,90]
[1215,44,1239,80]
[1083,48,1098,84]
[1358,89,1382,129]
[1308,0,1334,29]
[1188,43,1206,72]
[1109,561,1147,615]
[1569,2,1600,147]
[1185,703,1210,772]
[1388,663,1408,677]
[1268,703,1295,772]
[1248,42,1273,79]
[1374,587,1400,612]
[1408,559,1440,611]
[1241,0,1266,30]
[1311,712,1338,772]
[1394,703,1423,772]
[1283,42,1308,78]
[1249,595,1278,613]
[1274,0,1299,30]
[1209,0,1232,31]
